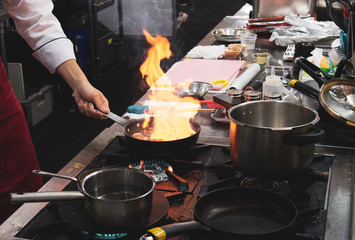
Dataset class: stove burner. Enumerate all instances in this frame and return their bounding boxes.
[58,190,169,235]
[129,159,173,182]
[82,231,128,239]
[240,177,290,195]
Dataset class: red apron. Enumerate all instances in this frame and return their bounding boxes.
[0,58,43,224]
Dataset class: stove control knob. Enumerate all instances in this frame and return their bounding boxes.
[139,234,155,240]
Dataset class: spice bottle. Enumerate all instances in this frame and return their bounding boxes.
[243,90,262,102]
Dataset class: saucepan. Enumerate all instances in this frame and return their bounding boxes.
[99,110,201,156]
[140,187,298,240]
[10,167,155,229]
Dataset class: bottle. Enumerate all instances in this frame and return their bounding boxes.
[262,67,283,100]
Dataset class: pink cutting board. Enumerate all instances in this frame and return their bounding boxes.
[165,59,245,86]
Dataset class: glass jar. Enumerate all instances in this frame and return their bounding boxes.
[243,90,262,102]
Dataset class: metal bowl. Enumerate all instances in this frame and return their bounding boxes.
[212,28,247,42]
[174,81,213,98]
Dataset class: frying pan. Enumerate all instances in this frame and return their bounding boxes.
[293,58,355,127]
[10,167,156,229]
[99,110,201,156]
[140,187,298,240]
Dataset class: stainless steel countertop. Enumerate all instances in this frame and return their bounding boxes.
[1,3,354,240]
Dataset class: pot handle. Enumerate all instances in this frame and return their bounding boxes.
[289,80,319,101]
[296,58,333,87]
[10,191,85,204]
[140,221,208,240]
[284,128,326,145]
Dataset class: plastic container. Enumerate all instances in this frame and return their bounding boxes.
[239,33,257,50]
[21,85,54,127]
[262,75,283,100]
[252,52,270,67]
[224,46,242,60]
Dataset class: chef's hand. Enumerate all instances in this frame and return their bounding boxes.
[73,82,109,118]
[56,59,110,118]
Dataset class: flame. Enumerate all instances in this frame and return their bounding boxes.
[139,30,200,141]
[128,160,144,169]
[140,29,172,87]
[168,166,173,172]
[139,160,144,169]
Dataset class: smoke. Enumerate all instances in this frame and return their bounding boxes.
[121,0,174,37]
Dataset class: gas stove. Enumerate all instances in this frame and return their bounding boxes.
[12,135,333,240]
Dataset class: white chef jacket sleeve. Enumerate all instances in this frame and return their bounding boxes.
[2,0,76,74]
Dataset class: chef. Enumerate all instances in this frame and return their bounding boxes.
[0,0,110,223]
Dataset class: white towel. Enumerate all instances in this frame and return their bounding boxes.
[185,45,225,59]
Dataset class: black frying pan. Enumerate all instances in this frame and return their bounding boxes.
[99,110,201,156]
[124,117,201,156]
[141,187,298,240]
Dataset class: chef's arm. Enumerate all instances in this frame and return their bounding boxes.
[2,0,110,118]
[56,59,109,118]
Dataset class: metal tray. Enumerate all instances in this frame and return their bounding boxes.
[212,27,247,42]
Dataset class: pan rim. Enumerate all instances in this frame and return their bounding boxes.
[228,100,320,130]
[124,117,201,143]
[79,167,156,202]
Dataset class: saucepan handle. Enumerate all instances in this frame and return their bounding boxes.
[10,191,85,204]
[140,221,208,240]
[32,170,78,182]
[284,128,326,145]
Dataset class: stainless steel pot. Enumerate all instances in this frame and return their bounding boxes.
[228,100,325,179]
[11,167,155,228]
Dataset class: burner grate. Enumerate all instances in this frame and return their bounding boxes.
[14,138,333,240]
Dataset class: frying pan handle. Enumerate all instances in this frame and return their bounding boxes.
[141,221,208,240]
[10,191,85,203]
[284,128,326,145]
[289,80,319,101]
[127,105,149,114]
[96,109,129,126]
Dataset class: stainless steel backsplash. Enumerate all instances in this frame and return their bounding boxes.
[251,0,317,17]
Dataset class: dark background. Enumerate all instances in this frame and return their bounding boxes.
[5,0,247,173]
